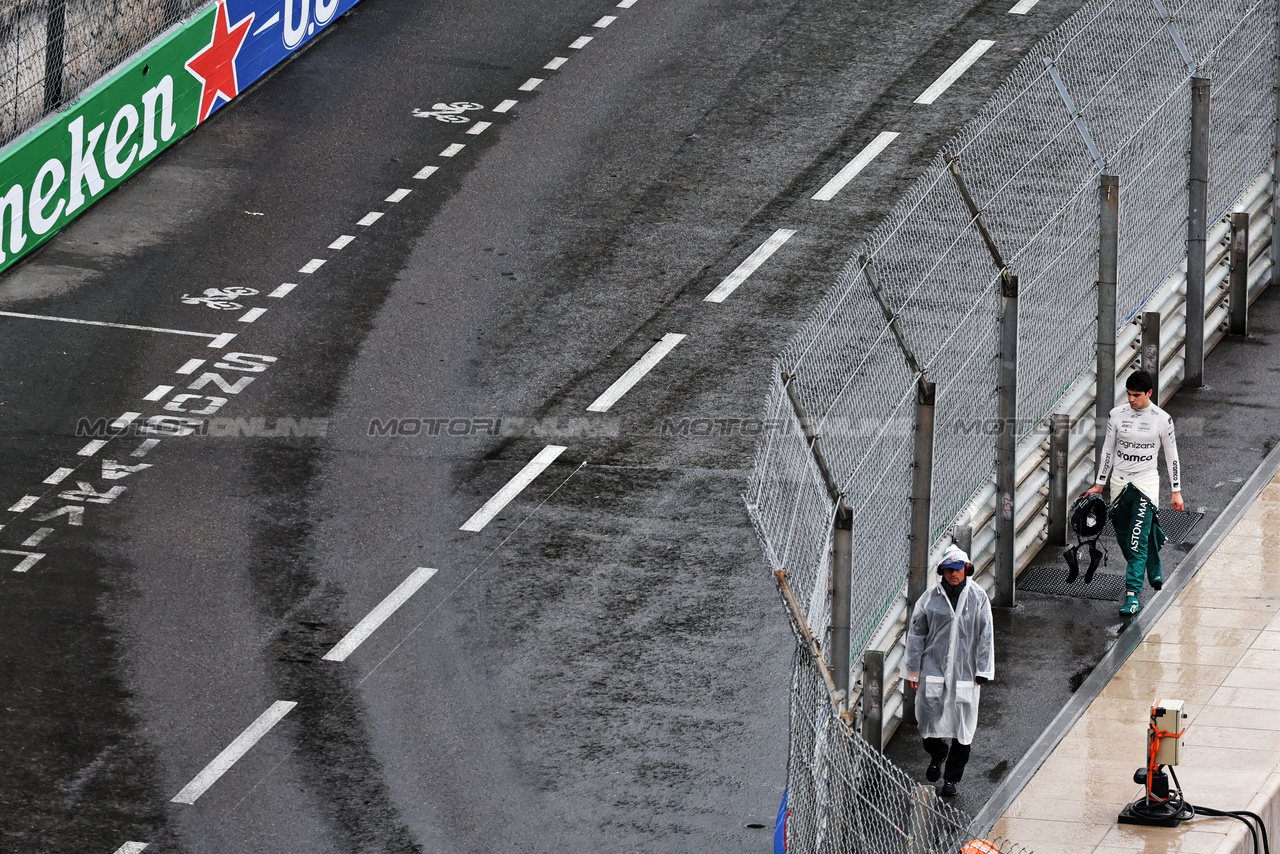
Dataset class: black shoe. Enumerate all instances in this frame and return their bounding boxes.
[938,781,959,797]
[926,759,942,782]
[1084,540,1106,584]
[1063,546,1080,583]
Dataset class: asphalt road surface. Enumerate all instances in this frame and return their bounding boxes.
[0,1,1092,851]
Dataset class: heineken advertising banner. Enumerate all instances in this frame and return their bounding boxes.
[0,0,364,275]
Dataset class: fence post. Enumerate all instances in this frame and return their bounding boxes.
[862,650,885,752]
[1048,413,1070,546]
[1142,311,1162,405]
[832,505,853,700]
[1273,4,1280,289]
[1229,211,1250,335]
[43,0,67,112]
[908,379,937,606]
[1186,76,1211,388]
[996,274,1019,608]
[1097,174,1120,469]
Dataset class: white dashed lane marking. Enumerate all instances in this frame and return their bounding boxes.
[618,0,637,6]
[386,189,411,203]
[493,99,518,113]
[176,359,205,375]
[518,78,543,91]
[269,283,297,298]
[171,701,298,805]
[7,496,38,513]
[570,36,592,49]
[209,333,238,349]
[322,567,439,662]
[112,413,141,431]
[43,468,74,485]
[594,15,616,27]
[78,440,108,456]
[587,333,686,413]
[113,844,148,854]
[299,259,326,274]
[705,229,797,303]
[143,385,174,402]
[466,121,491,135]
[914,39,996,105]
[1008,0,1040,11]
[414,165,438,179]
[441,144,465,157]
[239,308,267,324]
[460,445,567,532]
[544,57,567,70]
[329,235,355,250]
[812,131,900,201]
[358,212,384,226]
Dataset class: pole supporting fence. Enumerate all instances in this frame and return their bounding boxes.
[1229,211,1250,335]
[1097,174,1120,466]
[1142,311,1162,405]
[1186,75,1211,388]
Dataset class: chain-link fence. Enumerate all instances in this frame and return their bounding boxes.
[750,0,1276,851]
[0,0,206,149]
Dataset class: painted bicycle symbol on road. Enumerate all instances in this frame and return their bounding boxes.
[180,287,259,310]
[413,102,484,123]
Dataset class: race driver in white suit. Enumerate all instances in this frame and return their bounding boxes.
[904,544,995,797]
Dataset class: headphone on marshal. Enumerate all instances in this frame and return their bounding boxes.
[936,544,974,577]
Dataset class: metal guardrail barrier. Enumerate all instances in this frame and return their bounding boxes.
[749,1,1278,850]
[0,0,205,150]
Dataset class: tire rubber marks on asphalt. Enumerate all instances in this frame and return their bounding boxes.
[587,333,686,413]
[704,229,796,302]
[461,445,567,532]
[171,701,298,805]
[914,39,996,105]
[323,567,439,662]
[812,131,900,201]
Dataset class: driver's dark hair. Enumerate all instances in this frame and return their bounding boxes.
[1126,370,1154,394]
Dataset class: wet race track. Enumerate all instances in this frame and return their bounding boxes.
[0,1,1094,851]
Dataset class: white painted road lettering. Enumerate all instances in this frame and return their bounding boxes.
[143,385,174,401]
[22,528,52,547]
[3,549,45,573]
[132,439,161,458]
[812,131,899,201]
[914,40,996,105]
[59,483,125,505]
[460,445,567,532]
[208,333,238,349]
[323,567,439,662]
[587,333,686,413]
[102,460,151,480]
[175,359,206,375]
[171,701,298,804]
[705,229,796,302]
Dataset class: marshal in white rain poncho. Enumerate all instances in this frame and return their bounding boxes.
[904,578,995,745]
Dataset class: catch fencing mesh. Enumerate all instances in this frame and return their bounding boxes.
[0,0,206,150]
[748,0,1276,850]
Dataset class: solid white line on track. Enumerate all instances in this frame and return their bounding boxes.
[460,445,567,532]
[594,15,616,27]
[812,131,899,201]
[299,259,326,274]
[269,283,297,299]
[704,229,796,303]
[209,333,238,349]
[358,211,384,226]
[914,40,996,105]
[1008,0,1040,12]
[0,311,229,341]
[441,143,465,157]
[329,235,355,250]
[586,333,686,412]
[493,99,518,112]
[414,165,438,179]
[544,57,567,70]
[519,78,543,91]
[143,385,174,402]
[386,189,411,203]
[112,413,141,430]
[113,844,149,854]
[570,36,592,49]
[239,308,267,324]
[43,468,74,485]
[22,527,52,548]
[78,440,108,456]
[7,496,38,512]
[176,359,206,374]
[466,121,492,135]
[323,567,439,662]
[171,701,297,804]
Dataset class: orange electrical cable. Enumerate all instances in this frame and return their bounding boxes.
[1145,699,1187,802]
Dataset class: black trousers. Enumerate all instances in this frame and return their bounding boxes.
[923,737,972,783]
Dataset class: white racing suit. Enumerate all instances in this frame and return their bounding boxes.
[904,579,995,745]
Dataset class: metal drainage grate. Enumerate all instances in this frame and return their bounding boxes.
[1101,509,1204,544]
[1017,564,1128,600]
